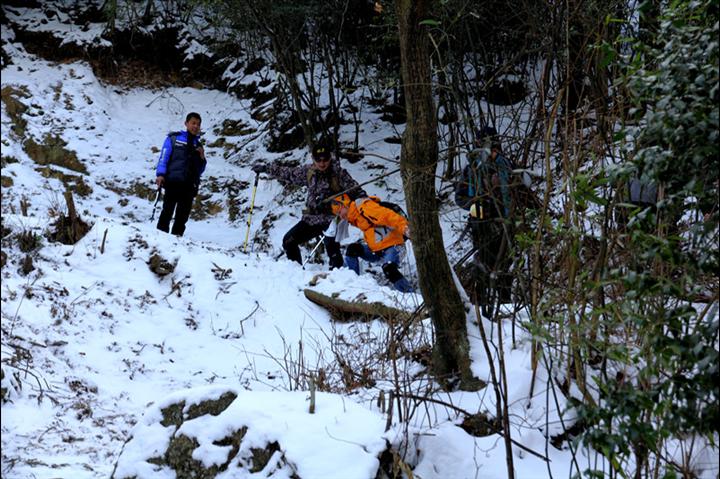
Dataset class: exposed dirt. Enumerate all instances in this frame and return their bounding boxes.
[1,85,30,137]
[24,134,86,174]
[8,19,222,90]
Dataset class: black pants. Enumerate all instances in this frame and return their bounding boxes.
[470,219,504,269]
[156,182,196,236]
[283,220,342,267]
[470,218,513,303]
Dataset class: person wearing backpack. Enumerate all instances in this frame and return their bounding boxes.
[454,126,514,303]
[155,112,207,236]
[251,141,366,267]
[330,194,414,293]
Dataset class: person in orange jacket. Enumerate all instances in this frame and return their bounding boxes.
[331,194,414,293]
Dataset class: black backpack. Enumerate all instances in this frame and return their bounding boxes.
[378,201,407,220]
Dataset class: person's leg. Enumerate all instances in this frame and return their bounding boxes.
[324,236,344,269]
[380,246,414,293]
[495,223,513,303]
[282,221,327,264]
[170,186,195,236]
[474,220,497,269]
[474,221,507,305]
[486,222,504,270]
[156,184,179,233]
[344,242,375,274]
[469,217,481,252]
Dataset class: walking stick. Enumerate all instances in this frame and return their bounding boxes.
[301,236,325,268]
[150,186,162,221]
[243,173,260,253]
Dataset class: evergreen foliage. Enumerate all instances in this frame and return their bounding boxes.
[576,1,719,476]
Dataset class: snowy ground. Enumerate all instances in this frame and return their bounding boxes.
[0,10,656,479]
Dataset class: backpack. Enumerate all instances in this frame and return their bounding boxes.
[466,149,513,219]
[361,196,410,241]
[379,201,408,221]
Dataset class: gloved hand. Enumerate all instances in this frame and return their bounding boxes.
[470,203,483,219]
[251,162,268,174]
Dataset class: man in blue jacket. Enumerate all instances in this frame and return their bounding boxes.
[155,112,207,236]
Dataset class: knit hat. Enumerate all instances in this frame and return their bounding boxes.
[312,142,332,161]
[331,194,351,215]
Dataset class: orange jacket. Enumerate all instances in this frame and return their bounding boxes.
[346,198,408,252]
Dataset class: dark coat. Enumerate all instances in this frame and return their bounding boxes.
[266,161,366,226]
[455,148,513,219]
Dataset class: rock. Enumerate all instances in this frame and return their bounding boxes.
[112,387,390,479]
[267,124,304,153]
[485,76,527,106]
[148,254,175,277]
[459,412,501,437]
[111,389,295,478]
[1,366,22,404]
[378,103,406,125]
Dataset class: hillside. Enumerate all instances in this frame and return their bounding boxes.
[2,2,718,479]
[0,5,550,479]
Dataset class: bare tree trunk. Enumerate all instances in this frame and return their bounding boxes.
[396,0,475,388]
[142,0,153,24]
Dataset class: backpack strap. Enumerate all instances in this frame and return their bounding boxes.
[167,131,182,151]
[356,197,376,223]
[307,168,342,193]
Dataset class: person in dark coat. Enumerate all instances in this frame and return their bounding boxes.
[455,126,514,303]
[155,112,207,236]
[252,142,366,267]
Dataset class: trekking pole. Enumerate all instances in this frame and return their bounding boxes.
[319,168,401,206]
[243,173,260,253]
[301,236,324,268]
[150,186,162,221]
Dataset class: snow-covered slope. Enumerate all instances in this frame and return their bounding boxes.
[0,7,627,479]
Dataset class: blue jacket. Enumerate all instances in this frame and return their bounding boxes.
[155,131,206,186]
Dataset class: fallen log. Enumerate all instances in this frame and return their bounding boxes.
[303,288,412,322]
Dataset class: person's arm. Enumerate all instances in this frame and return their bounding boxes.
[266,163,310,187]
[194,138,207,176]
[155,136,173,186]
[454,166,473,210]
